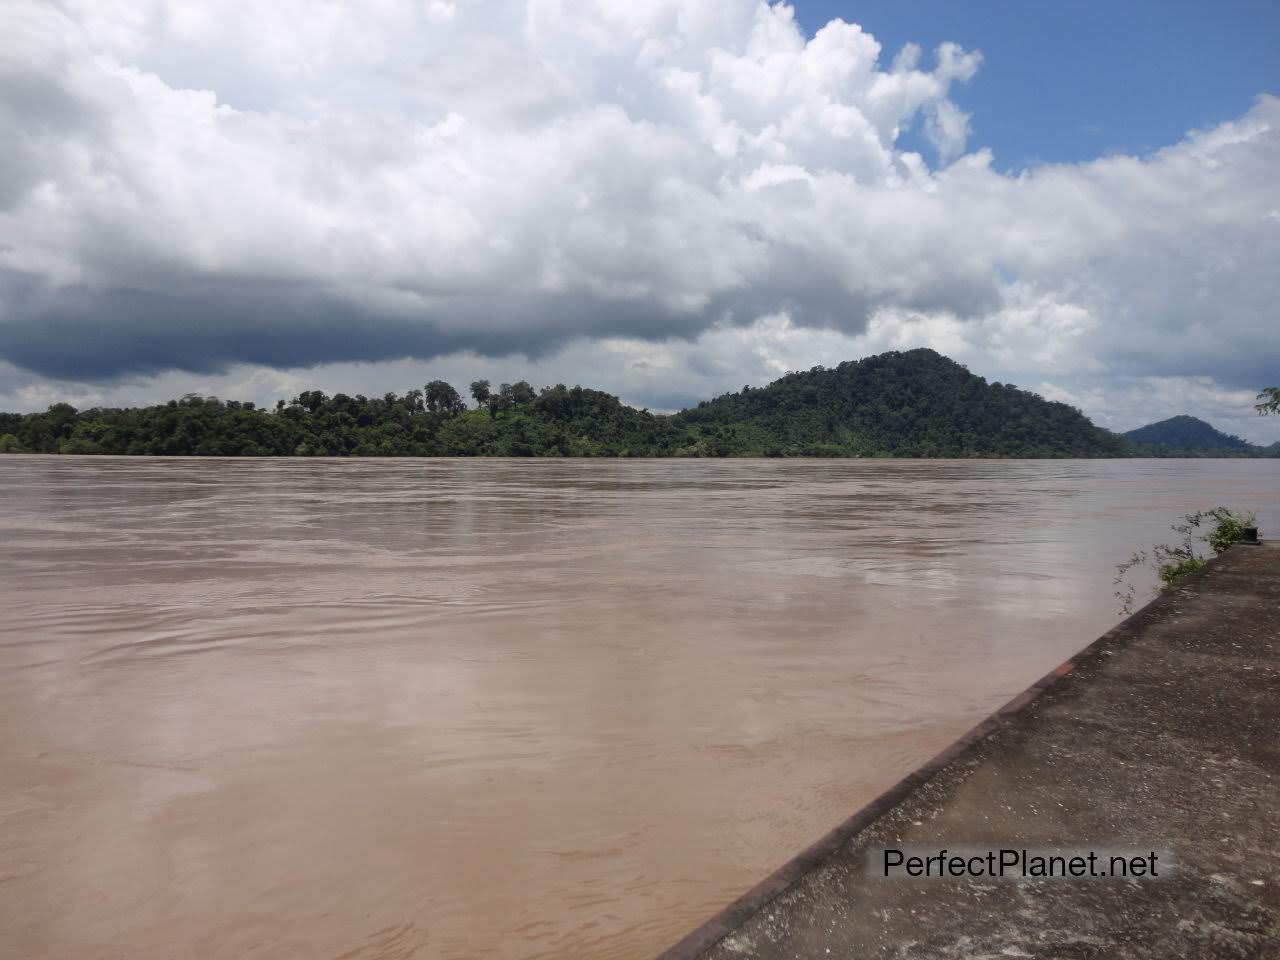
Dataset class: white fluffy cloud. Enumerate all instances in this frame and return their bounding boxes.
[0,0,1277,440]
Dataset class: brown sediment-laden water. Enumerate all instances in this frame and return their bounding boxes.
[1,456,1277,960]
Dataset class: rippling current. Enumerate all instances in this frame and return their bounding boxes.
[1,456,1277,960]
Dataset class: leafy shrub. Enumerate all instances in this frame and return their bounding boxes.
[1115,507,1256,613]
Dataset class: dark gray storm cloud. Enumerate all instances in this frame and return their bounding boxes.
[0,273,727,379]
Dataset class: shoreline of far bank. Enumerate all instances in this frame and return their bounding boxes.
[3,452,1279,461]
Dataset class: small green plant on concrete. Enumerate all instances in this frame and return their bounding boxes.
[1114,507,1256,613]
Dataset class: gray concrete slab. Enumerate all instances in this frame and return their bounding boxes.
[660,543,1280,960]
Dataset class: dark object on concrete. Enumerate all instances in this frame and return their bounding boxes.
[1242,526,1260,545]
[659,543,1280,960]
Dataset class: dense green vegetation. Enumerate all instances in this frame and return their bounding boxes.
[0,348,1229,459]
[674,350,1124,457]
[1121,415,1262,457]
[0,383,680,457]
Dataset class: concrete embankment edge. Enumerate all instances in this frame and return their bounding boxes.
[655,543,1279,960]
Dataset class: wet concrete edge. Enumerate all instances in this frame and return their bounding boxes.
[652,546,1250,960]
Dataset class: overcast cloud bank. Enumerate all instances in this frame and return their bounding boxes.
[1,0,1277,440]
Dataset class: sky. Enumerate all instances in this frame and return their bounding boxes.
[799,1,1280,169]
[1,0,1278,442]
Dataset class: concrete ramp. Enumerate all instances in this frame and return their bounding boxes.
[659,543,1280,960]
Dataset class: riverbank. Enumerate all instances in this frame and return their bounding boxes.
[659,541,1280,959]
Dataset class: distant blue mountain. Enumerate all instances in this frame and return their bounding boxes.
[1122,415,1269,456]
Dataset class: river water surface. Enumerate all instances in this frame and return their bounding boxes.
[2,456,1277,960]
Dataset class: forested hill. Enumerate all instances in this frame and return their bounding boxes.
[1,349,1123,458]
[1121,415,1264,457]
[675,349,1125,457]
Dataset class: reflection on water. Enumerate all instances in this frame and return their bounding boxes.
[1,456,1277,959]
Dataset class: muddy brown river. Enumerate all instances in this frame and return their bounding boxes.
[1,456,1276,960]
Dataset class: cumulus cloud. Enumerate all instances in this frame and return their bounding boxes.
[0,0,1277,440]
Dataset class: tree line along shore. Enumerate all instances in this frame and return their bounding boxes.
[2,349,1276,459]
